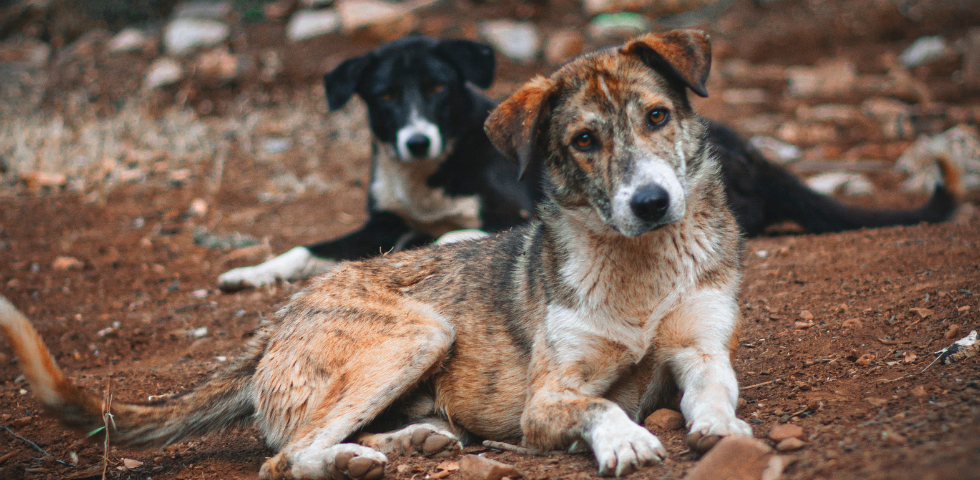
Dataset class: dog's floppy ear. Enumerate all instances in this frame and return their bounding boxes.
[434,39,496,89]
[620,29,712,98]
[323,53,375,111]
[485,75,555,180]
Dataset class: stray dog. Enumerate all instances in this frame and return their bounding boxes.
[219,36,539,291]
[1,30,752,479]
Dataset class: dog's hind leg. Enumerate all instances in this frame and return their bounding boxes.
[256,296,456,480]
[356,418,461,458]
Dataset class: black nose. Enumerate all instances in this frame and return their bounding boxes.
[630,184,670,223]
[406,134,431,158]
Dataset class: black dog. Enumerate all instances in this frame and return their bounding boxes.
[219,36,960,291]
[219,36,540,291]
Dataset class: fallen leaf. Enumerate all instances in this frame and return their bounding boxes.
[909,307,933,319]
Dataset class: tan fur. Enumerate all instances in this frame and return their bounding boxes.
[0,30,751,480]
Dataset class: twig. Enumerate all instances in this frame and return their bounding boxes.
[101,390,115,480]
[0,450,17,465]
[481,440,561,456]
[0,425,72,466]
[741,378,781,390]
[878,355,942,384]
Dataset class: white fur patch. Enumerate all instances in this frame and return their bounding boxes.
[435,229,489,245]
[610,157,686,237]
[396,109,444,161]
[370,142,482,237]
[218,247,338,289]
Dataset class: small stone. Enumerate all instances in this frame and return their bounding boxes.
[396,464,410,474]
[544,30,584,65]
[188,198,208,217]
[946,324,963,340]
[9,416,32,428]
[785,59,856,98]
[909,307,934,319]
[959,306,971,312]
[190,288,208,299]
[775,438,805,452]
[794,321,814,330]
[164,18,230,56]
[587,13,651,41]
[798,310,814,321]
[459,455,522,480]
[108,28,149,54]
[881,429,906,445]
[644,409,684,432]
[911,385,928,397]
[898,36,947,68]
[478,20,541,64]
[682,436,783,480]
[286,9,342,41]
[194,47,252,85]
[144,58,185,90]
[189,327,208,338]
[855,353,876,366]
[842,318,863,329]
[865,397,888,407]
[52,256,83,271]
[19,171,67,188]
[768,423,803,442]
[903,351,917,363]
[122,458,144,469]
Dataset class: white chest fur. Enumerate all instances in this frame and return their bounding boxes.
[369,142,482,237]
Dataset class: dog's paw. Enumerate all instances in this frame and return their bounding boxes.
[262,444,387,480]
[685,415,752,453]
[590,412,666,477]
[360,423,461,458]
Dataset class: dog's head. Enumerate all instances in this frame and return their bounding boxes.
[486,30,712,237]
[325,36,496,163]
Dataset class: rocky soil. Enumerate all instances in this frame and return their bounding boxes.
[1,0,979,479]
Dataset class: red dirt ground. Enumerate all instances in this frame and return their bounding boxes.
[2,0,980,479]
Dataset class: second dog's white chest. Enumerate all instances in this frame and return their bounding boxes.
[370,144,482,237]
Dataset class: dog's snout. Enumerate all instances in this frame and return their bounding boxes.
[406,134,431,158]
[630,185,671,223]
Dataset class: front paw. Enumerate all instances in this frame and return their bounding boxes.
[686,415,752,453]
[591,412,666,477]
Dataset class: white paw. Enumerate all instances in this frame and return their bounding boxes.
[364,423,461,457]
[290,443,387,480]
[590,410,666,477]
[218,265,277,291]
[218,247,337,292]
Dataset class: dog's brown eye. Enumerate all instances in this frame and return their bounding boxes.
[431,85,444,93]
[572,133,596,151]
[647,108,669,128]
[381,93,393,101]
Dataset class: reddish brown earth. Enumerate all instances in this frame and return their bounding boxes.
[2,0,980,479]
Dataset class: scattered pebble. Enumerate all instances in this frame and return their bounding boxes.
[897,36,947,68]
[189,327,208,338]
[775,437,805,452]
[122,458,144,469]
[865,397,888,407]
[855,353,876,366]
[190,288,208,299]
[842,318,863,329]
[911,385,928,397]
[52,256,83,271]
[794,321,814,330]
[188,198,208,217]
[108,28,150,54]
[644,408,685,432]
[286,9,342,41]
[799,310,814,321]
[909,307,934,319]
[164,18,230,56]
[768,423,803,442]
[478,20,541,64]
[144,58,185,90]
[682,435,783,480]
[459,454,523,480]
[945,324,963,340]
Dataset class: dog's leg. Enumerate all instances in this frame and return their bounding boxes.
[257,297,455,479]
[659,287,752,452]
[356,419,461,458]
[219,213,419,291]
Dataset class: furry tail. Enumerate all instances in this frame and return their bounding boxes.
[766,153,962,234]
[0,295,262,449]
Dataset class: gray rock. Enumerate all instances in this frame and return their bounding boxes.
[478,20,541,63]
[587,13,651,41]
[143,58,184,90]
[805,171,873,196]
[164,18,230,56]
[174,1,234,21]
[108,28,150,54]
[898,36,947,68]
[286,9,342,41]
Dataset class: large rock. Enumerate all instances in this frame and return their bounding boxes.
[898,36,948,68]
[478,20,540,64]
[287,9,341,41]
[164,18,230,56]
[682,436,784,480]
